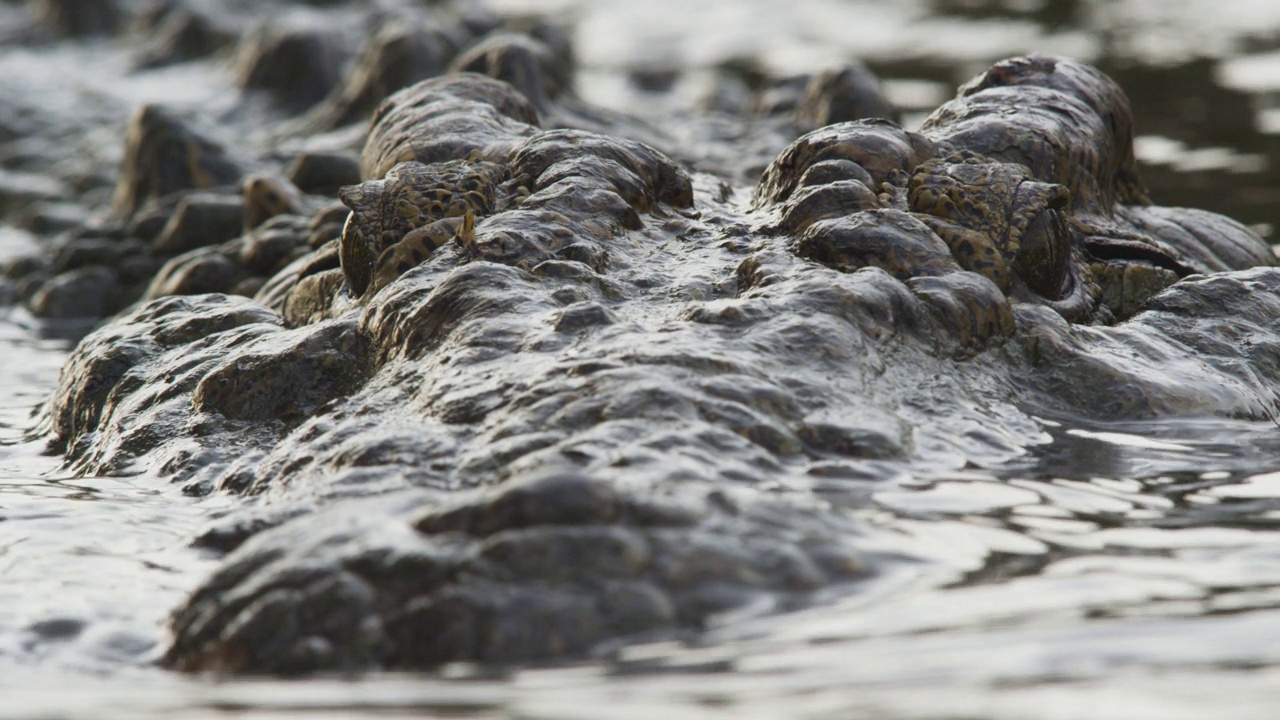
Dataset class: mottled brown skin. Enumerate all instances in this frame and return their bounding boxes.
[769,56,1273,326]
[904,150,1200,321]
[338,158,505,297]
[907,151,1081,308]
[368,211,475,296]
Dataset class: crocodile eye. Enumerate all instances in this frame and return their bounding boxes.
[1014,209,1071,300]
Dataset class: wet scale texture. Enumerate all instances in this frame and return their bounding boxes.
[33,46,1280,679]
[0,4,1271,701]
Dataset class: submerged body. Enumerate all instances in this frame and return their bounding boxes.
[41,53,1280,676]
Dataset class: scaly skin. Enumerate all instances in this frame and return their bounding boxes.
[337,159,506,297]
[41,56,1280,678]
[768,56,1271,324]
[908,150,1073,298]
[368,210,475,296]
[904,150,1187,322]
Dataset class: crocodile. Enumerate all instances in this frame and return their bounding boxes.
[41,53,1280,676]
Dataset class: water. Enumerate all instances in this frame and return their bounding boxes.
[6,0,1280,717]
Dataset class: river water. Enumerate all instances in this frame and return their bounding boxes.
[6,0,1280,718]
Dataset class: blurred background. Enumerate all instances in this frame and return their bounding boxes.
[495,0,1280,239]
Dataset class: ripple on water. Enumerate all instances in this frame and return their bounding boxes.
[0,474,226,670]
[1202,469,1280,498]
[0,318,224,677]
[874,477,1043,515]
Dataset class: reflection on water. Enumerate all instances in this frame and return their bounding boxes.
[0,315,221,684]
[0,475,221,671]
[503,419,1280,720]
[6,0,1280,718]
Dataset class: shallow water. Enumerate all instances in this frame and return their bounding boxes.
[7,0,1280,718]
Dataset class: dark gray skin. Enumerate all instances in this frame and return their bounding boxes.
[41,54,1280,676]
